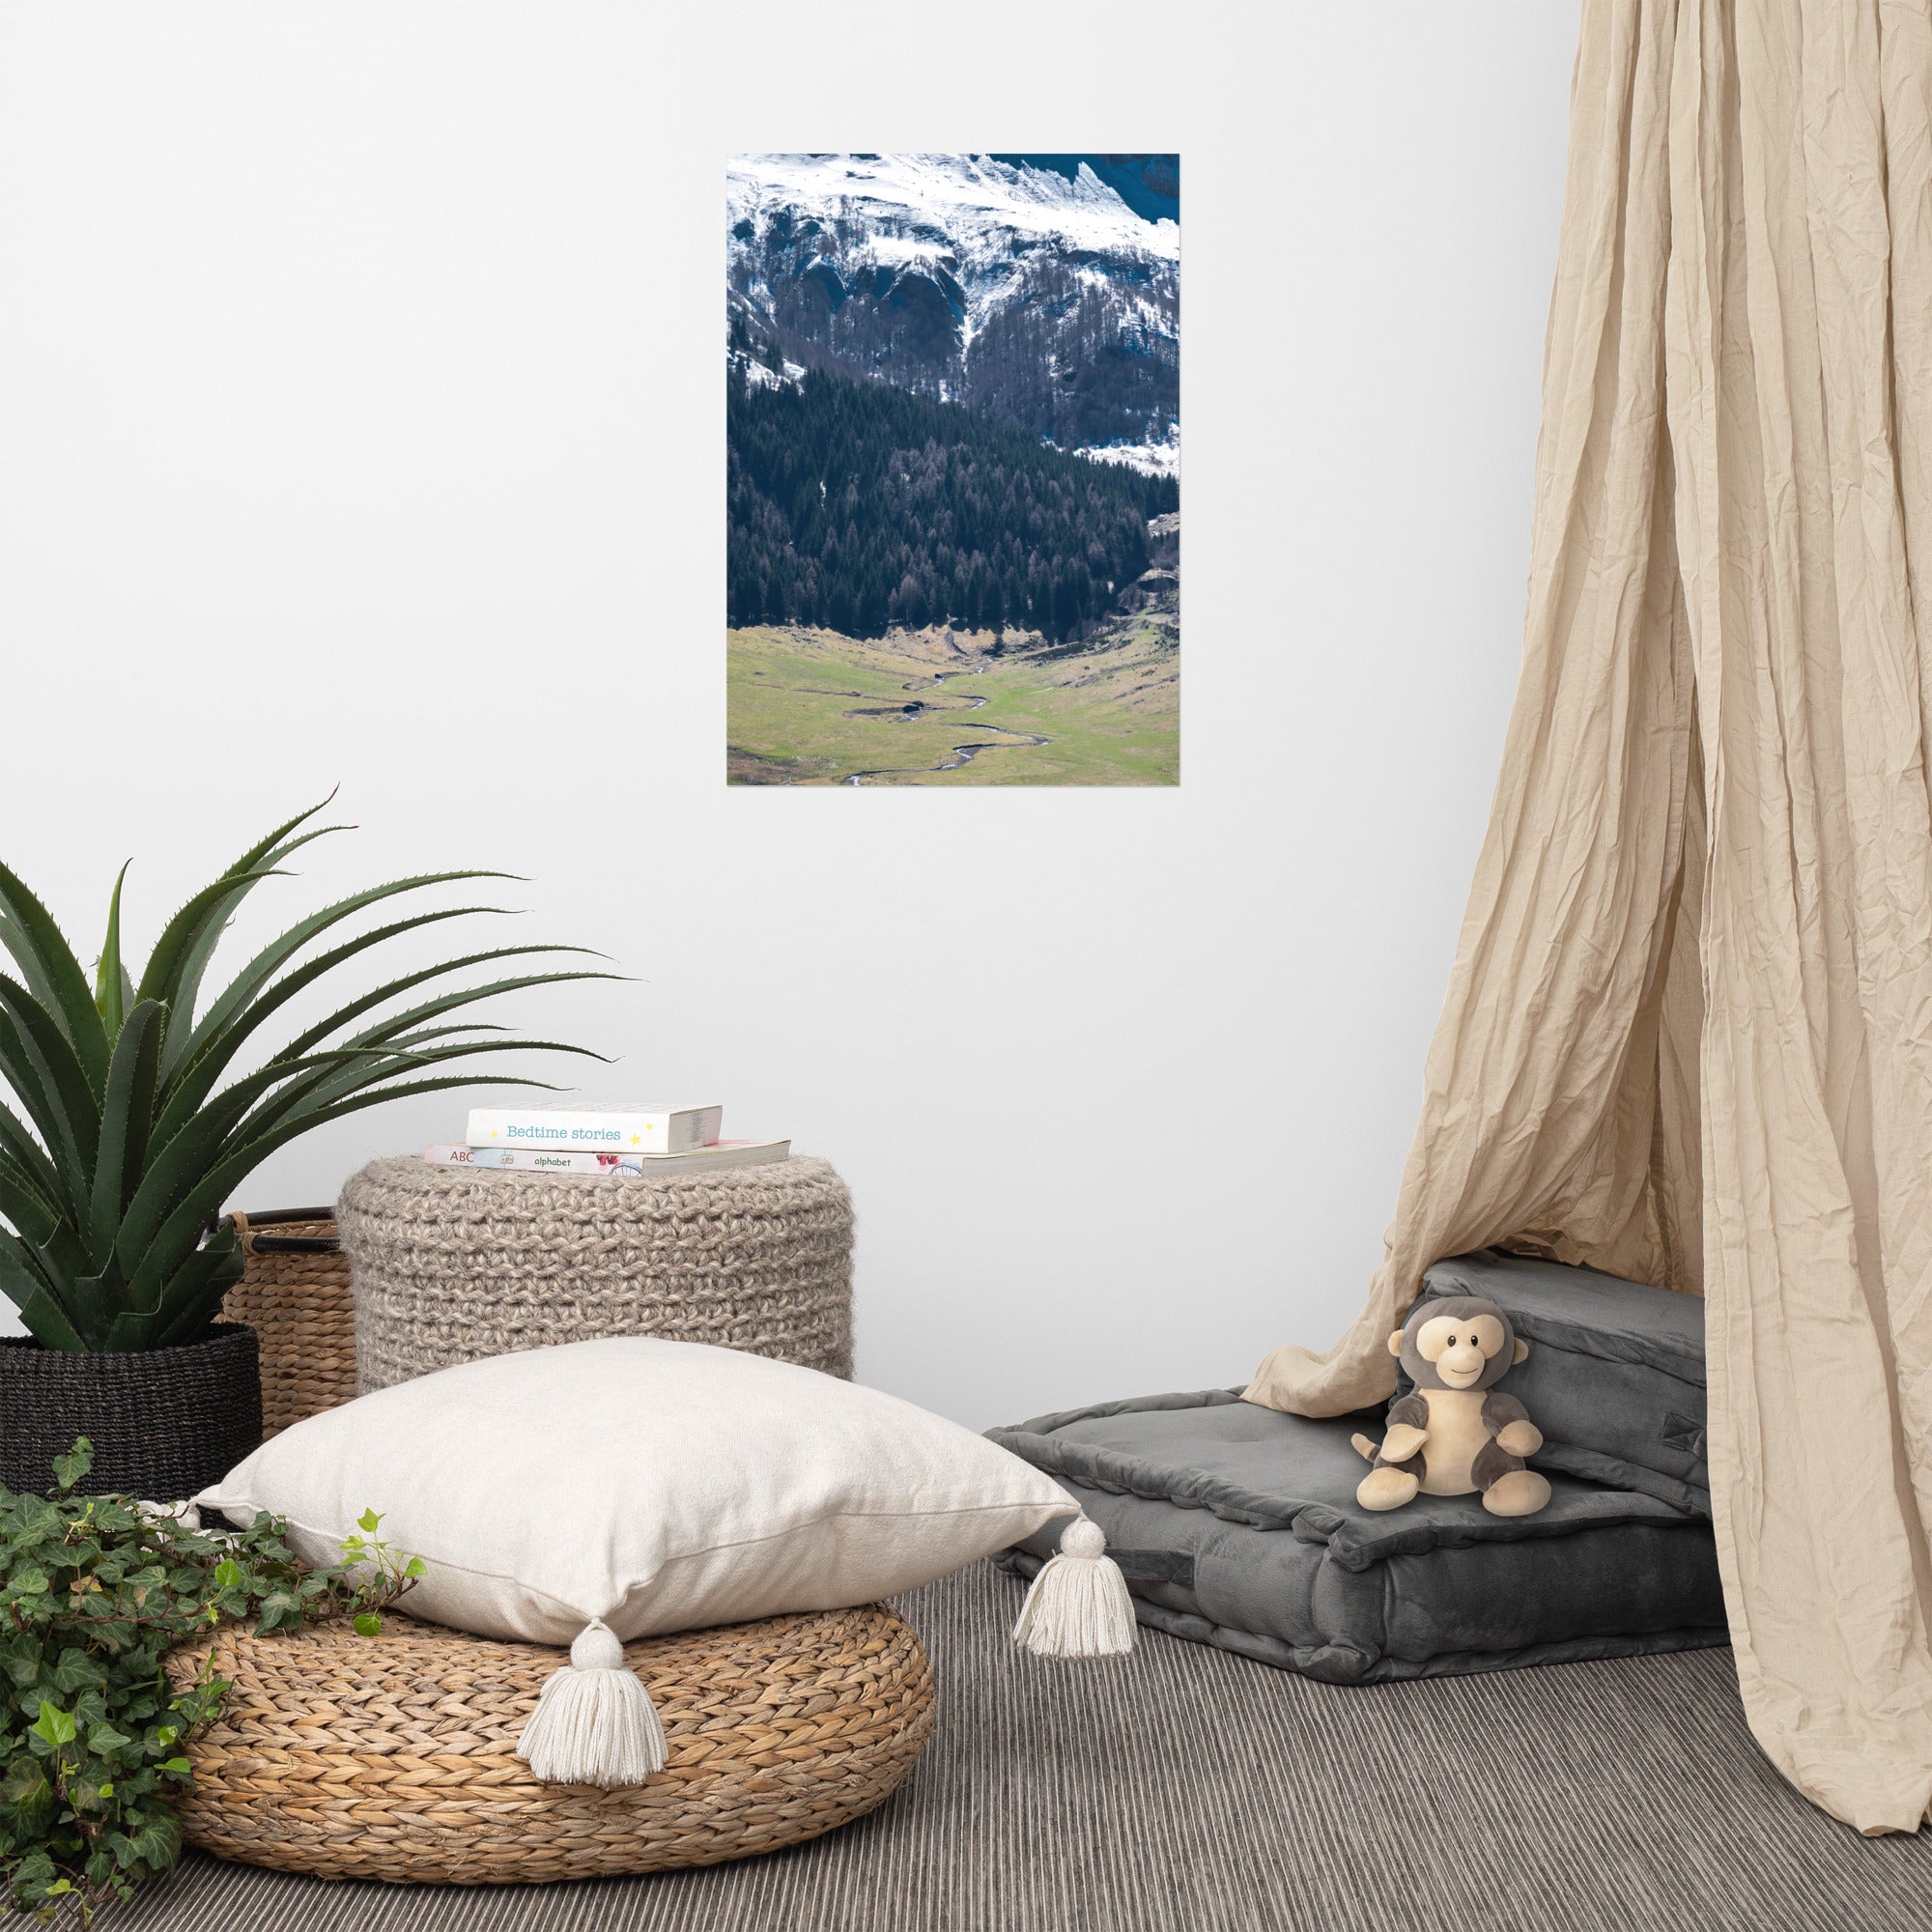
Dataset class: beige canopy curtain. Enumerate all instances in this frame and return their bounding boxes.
[1247,0,1932,1835]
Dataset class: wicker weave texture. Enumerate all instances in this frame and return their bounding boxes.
[0,1324,261,1500]
[168,1603,933,1884]
[337,1155,855,1391]
[220,1213,358,1437]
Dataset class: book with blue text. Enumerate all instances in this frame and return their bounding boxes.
[464,1104,724,1152]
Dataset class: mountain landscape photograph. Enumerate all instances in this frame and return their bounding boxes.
[726,153,1179,786]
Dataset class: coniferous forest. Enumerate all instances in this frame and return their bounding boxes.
[726,367,1178,643]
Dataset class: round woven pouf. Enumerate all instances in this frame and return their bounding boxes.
[337,1154,854,1391]
[168,1603,933,1884]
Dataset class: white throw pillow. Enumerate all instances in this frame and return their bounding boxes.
[197,1336,1081,1647]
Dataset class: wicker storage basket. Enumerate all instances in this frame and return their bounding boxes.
[220,1208,358,1437]
[169,1602,933,1884]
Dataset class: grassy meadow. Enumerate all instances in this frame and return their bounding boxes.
[726,619,1179,787]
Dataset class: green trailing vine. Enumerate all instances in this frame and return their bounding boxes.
[0,1441,419,1923]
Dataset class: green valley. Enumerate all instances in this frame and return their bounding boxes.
[726,608,1178,787]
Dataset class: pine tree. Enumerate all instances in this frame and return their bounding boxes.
[725,367,1175,639]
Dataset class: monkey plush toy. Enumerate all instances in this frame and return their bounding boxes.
[1350,1294,1552,1517]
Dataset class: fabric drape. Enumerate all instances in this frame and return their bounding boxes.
[1247,0,1932,1834]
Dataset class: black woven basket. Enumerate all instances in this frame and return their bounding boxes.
[0,1323,263,1501]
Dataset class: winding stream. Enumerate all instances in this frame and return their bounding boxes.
[838,667,1049,785]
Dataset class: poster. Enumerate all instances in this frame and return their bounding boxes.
[727,154,1179,786]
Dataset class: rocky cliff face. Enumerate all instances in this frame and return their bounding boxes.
[726,154,1179,468]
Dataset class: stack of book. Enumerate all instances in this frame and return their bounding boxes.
[424,1104,789,1177]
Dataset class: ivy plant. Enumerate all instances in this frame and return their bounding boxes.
[0,1440,419,1923]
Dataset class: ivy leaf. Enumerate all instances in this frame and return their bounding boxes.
[356,1508,383,1534]
[404,1556,426,1579]
[69,1771,117,1813]
[50,1438,94,1493]
[108,1810,181,1870]
[11,1851,57,1897]
[1,1641,42,1688]
[353,1611,383,1637]
[0,1756,51,1806]
[258,1586,298,1615]
[31,1701,76,1748]
[88,1721,134,1754]
[49,1647,108,1694]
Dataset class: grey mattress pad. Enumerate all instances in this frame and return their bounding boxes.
[989,1389,1725,1683]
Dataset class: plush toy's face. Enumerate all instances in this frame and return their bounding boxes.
[1386,1294,1526,1392]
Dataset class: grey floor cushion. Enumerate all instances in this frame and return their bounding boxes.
[991,1390,1726,1683]
[1421,1249,1709,1514]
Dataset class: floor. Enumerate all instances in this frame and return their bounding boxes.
[128,1561,1932,1932]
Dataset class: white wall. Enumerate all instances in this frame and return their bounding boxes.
[0,1,1579,1426]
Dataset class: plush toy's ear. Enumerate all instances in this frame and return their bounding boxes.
[1513,1339,1529,1365]
[1388,1330,1406,1356]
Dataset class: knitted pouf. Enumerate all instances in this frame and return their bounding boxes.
[167,1603,934,1884]
[337,1155,854,1391]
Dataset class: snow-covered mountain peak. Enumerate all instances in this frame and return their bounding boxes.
[726,152,1179,463]
[726,153,1179,267]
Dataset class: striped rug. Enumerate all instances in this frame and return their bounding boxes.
[128,1561,1932,1931]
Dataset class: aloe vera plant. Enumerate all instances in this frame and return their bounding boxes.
[0,801,611,1352]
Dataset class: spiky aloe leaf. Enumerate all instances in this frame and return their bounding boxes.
[0,974,101,1194]
[233,1037,603,1154]
[0,1180,94,1337]
[16,1293,84,1351]
[112,1046,415,1288]
[0,1212,86,1334]
[135,1229,245,1352]
[60,1267,132,1350]
[0,1158,60,1254]
[275,961,620,1070]
[0,1233,83,1350]
[137,1229,245,1352]
[134,865,285,1010]
[94,861,131,1037]
[168,875,519,1080]
[185,961,617,1158]
[0,1096,64,1222]
[123,1072,570,1323]
[88,1000,165,1271]
[156,908,562,1132]
[0,1013,91,1232]
[0,861,110,1094]
[153,799,352,1078]
[0,1168,89,1293]
[96,1228,242,1351]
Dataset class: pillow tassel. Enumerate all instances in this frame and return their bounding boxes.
[516,1619,667,1785]
[1011,1517,1135,1659]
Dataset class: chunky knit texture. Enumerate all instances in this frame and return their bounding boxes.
[336,1155,853,1391]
